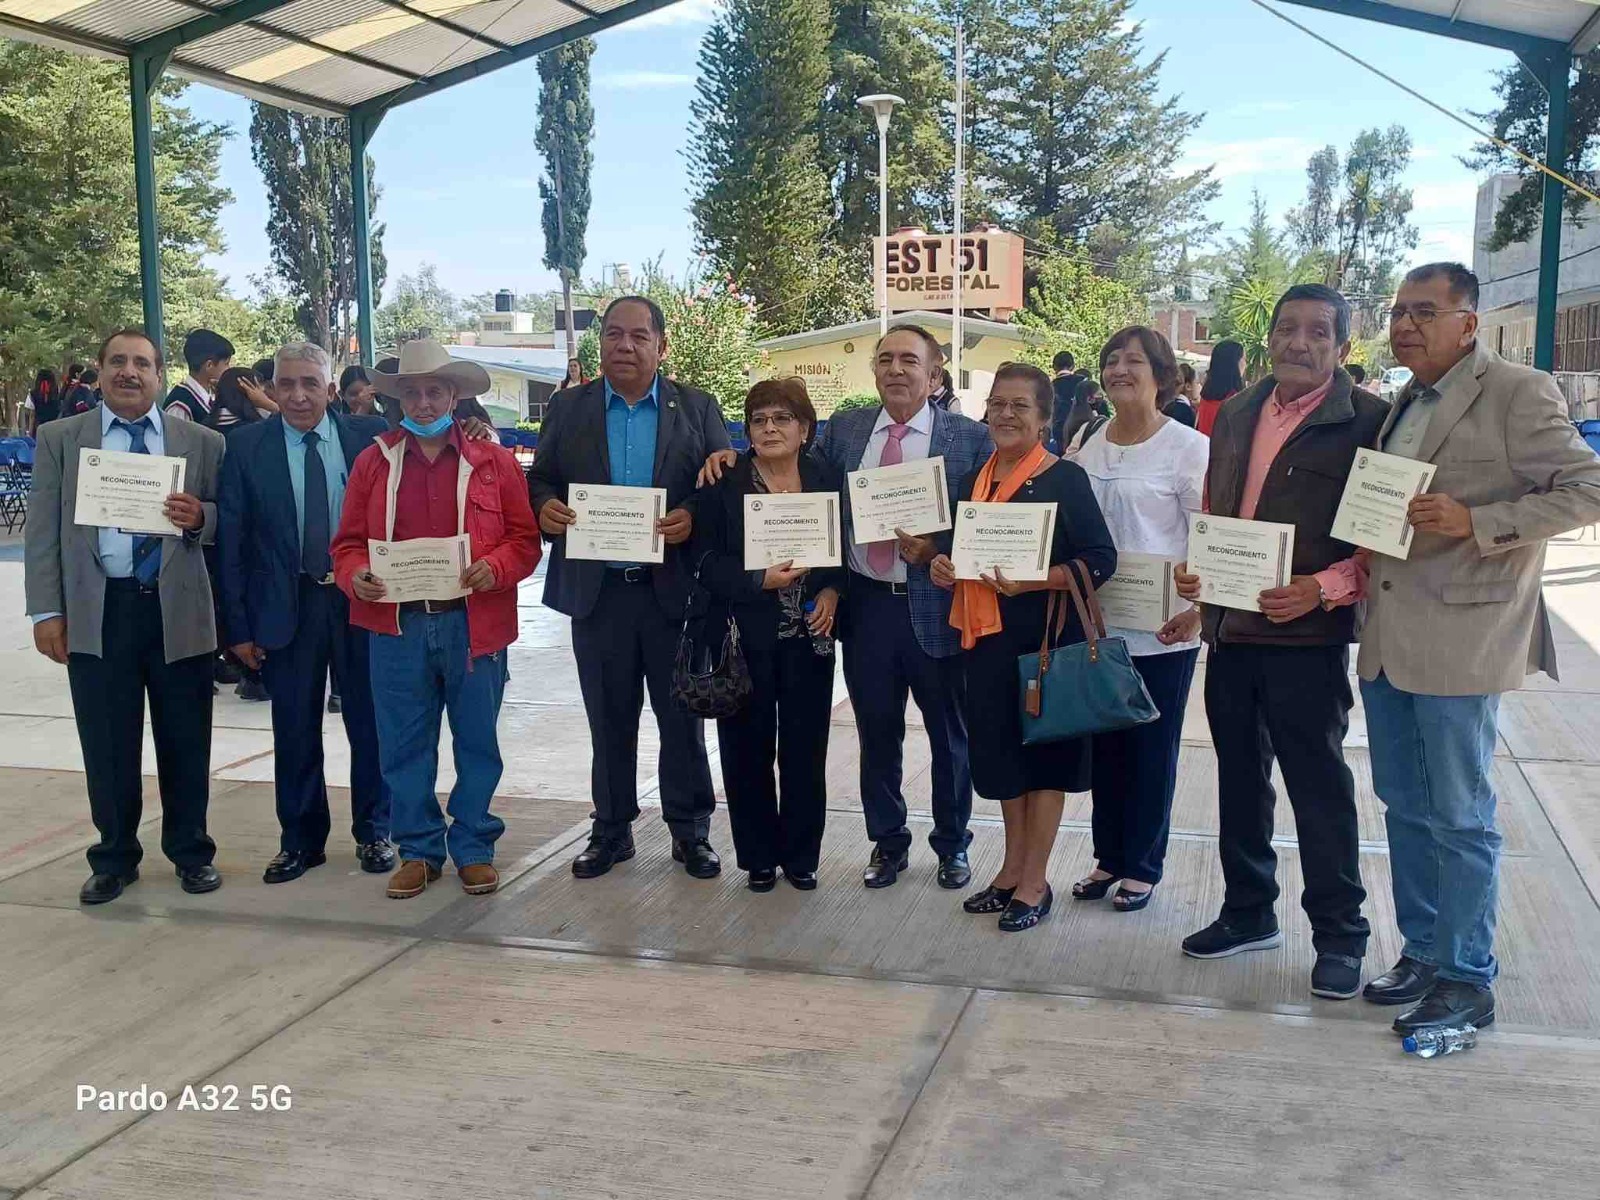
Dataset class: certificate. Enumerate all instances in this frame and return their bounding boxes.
[847,456,951,544]
[1331,449,1437,560]
[743,493,840,569]
[1188,513,1295,612]
[565,484,667,564]
[74,447,186,536]
[950,502,1057,581]
[1098,552,1181,633]
[368,534,470,604]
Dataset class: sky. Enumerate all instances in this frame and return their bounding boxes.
[177,0,1512,306]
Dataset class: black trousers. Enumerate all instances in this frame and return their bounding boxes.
[261,578,387,856]
[1090,647,1199,886]
[715,620,834,873]
[1204,642,1370,957]
[572,574,716,842]
[840,583,972,859]
[67,582,216,876]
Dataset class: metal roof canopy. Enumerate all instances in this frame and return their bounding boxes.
[1281,0,1600,371]
[0,0,682,361]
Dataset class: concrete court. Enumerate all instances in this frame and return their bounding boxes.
[1,539,1599,1200]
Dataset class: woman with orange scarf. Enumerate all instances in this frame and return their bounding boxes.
[927,363,1117,932]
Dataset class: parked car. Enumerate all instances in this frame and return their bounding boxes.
[1378,366,1413,402]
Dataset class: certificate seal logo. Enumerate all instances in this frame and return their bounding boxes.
[1195,520,1208,535]
[855,477,867,489]
[964,507,976,519]
[87,454,100,467]
[375,545,388,557]
[1359,455,1369,469]
[575,489,587,501]
[750,500,763,512]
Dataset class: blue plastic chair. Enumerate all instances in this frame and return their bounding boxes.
[1580,419,1600,459]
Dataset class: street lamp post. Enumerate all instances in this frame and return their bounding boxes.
[858,93,904,337]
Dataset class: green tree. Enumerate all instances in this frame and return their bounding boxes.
[1208,192,1304,375]
[1012,241,1147,369]
[250,106,386,357]
[537,39,595,358]
[1466,55,1600,251]
[1284,129,1416,305]
[375,263,460,349]
[0,45,239,411]
[690,0,860,332]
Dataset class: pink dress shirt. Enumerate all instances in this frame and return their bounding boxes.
[1235,376,1364,605]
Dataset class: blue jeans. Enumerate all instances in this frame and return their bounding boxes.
[1361,671,1502,986]
[369,609,509,870]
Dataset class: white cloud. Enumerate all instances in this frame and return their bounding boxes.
[1176,136,1321,179]
[1411,228,1476,267]
[596,71,695,90]
[1223,100,1301,119]
[1409,180,1472,213]
[621,0,720,31]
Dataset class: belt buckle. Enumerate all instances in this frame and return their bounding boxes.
[890,581,909,597]
[422,598,451,614]
[622,566,648,584]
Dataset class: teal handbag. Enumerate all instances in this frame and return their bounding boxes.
[1018,560,1160,744]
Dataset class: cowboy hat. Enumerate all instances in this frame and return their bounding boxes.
[370,338,491,400]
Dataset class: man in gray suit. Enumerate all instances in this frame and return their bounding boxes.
[1359,263,1600,1035]
[25,328,227,905]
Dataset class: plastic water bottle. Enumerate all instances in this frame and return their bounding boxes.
[803,600,835,658]
[1402,1024,1478,1059]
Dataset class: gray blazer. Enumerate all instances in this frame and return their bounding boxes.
[24,407,225,663]
[1358,342,1600,695]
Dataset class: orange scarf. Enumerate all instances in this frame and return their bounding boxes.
[949,442,1050,650]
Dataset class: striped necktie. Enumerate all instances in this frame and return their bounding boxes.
[114,417,162,587]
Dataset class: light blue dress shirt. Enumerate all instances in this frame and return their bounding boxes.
[282,411,347,556]
[605,376,660,488]
[99,402,168,577]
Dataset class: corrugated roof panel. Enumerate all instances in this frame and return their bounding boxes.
[0,0,211,42]
[263,51,421,105]
[264,0,398,40]
[180,24,297,73]
[347,19,503,78]
[450,0,574,45]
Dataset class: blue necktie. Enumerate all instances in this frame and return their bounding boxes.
[114,417,162,587]
[301,429,332,579]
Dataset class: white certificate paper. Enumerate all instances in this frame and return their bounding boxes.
[1188,513,1295,612]
[566,484,667,565]
[368,534,471,603]
[1331,449,1437,560]
[950,502,1057,581]
[1098,552,1181,633]
[847,456,951,544]
[74,447,186,536]
[743,493,840,570]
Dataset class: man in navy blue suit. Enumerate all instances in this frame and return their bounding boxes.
[218,342,394,884]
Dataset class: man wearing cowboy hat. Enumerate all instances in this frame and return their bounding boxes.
[529,295,731,880]
[332,338,542,900]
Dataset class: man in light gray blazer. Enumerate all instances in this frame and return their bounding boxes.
[1358,264,1600,1036]
[25,328,227,905]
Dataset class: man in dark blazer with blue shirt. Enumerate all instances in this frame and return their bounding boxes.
[529,296,732,881]
[218,342,394,885]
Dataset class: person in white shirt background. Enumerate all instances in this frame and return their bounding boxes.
[1070,325,1209,912]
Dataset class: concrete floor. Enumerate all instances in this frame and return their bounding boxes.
[3,540,1600,1198]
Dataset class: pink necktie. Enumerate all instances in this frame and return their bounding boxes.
[867,423,911,574]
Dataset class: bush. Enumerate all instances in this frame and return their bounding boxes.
[832,392,880,413]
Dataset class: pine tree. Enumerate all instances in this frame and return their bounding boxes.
[537,39,594,359]
[250,106,386,356]
[688,0,846,331]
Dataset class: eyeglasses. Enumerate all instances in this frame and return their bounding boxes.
[1388,305,1473,326]
[747,412,799,430]
[984,399,1038,416]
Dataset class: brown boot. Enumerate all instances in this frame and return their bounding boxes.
[459,863,499,895]
[386,860,441,899]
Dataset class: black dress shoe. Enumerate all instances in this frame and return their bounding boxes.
[326,693,342,714]
[747,868,778,892]
[783,868,818,891]
[177,864,222,894]
[936,851,972,889]
[79,868,138,905]
[262,850,326,885]
[863,845,909,889]
[962,884,1015,914]
[356,841,397,874]
[999,885,1054,933]
[235,677,269,702]
[1363,955,1438,1006]
[672,837,722,879]
[571,833,635,879]
[1393,980,1495,1037]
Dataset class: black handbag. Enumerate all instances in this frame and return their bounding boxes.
[671,556,753,719]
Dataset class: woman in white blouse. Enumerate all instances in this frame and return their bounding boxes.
[1071,326,1210,912]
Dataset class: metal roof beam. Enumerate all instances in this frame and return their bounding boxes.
[374,1,519,52]
[366,0,684,111]
[138,0,300,56]
[1277,0,1568,58]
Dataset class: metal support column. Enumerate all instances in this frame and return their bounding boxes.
[1535,51,1571,373]
[129,49,170,343]
[349,105,383,365]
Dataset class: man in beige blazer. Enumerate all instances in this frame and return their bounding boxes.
[1358,263,1600,1036]
[25,328,227,905]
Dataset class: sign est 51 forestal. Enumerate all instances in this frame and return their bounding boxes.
[874,229,1024,315]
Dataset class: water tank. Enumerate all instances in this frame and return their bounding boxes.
[494,289,515,313]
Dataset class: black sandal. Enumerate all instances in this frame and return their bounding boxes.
[963,884,1016,914]
[999,885,1054,933]
[1072,872,1120,900]
[1113,884,1154,912]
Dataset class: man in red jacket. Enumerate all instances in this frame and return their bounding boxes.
[332,340,541,899]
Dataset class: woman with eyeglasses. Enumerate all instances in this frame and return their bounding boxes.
[691,377,845,893]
